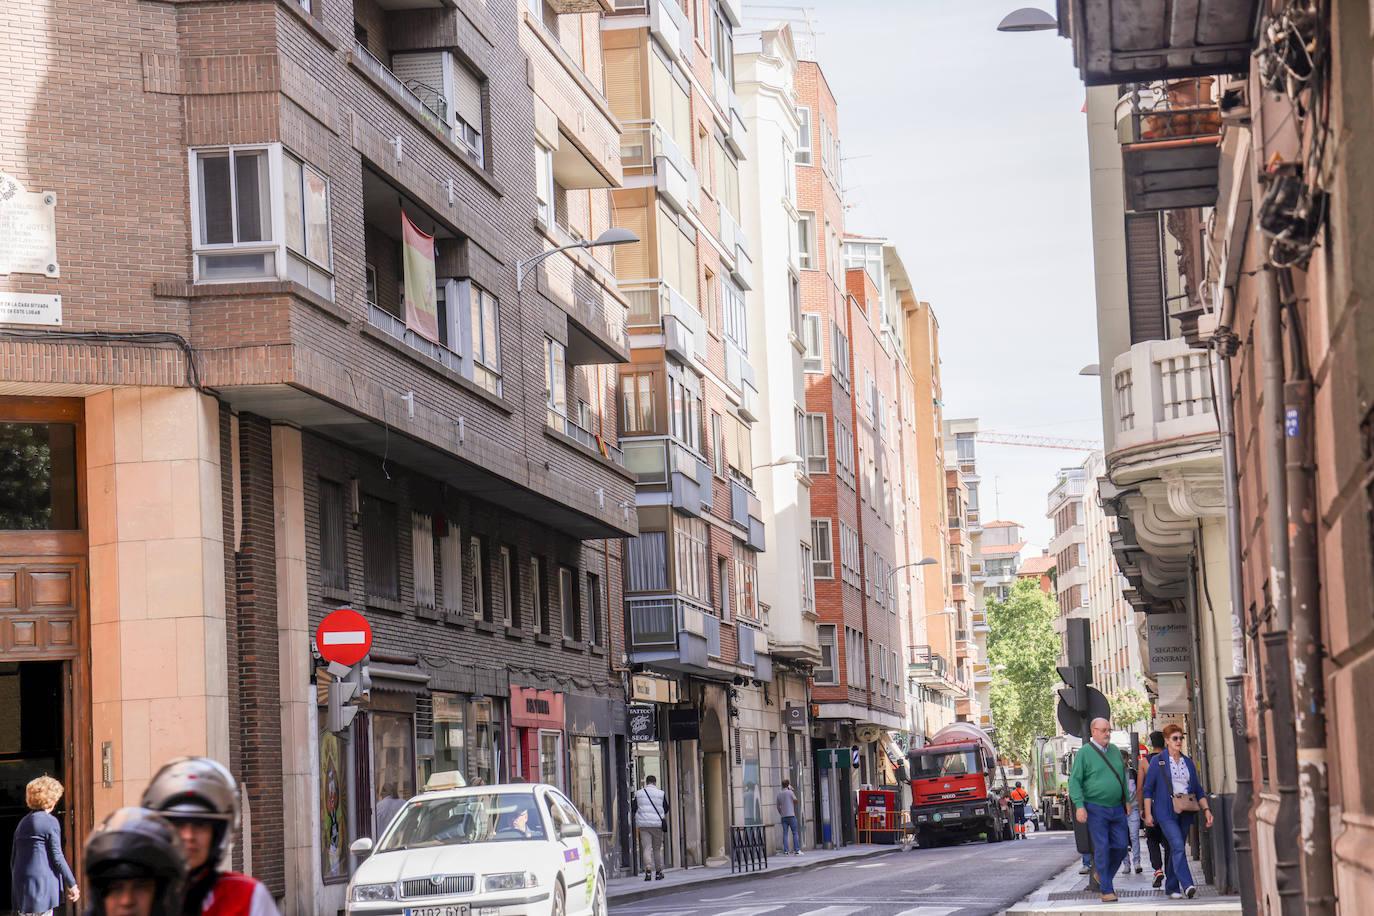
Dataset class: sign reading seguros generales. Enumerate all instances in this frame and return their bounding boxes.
[1147,613,1192,673]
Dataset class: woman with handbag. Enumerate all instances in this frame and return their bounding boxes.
[1142,723,1213,899]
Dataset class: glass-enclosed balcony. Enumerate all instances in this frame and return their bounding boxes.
[1116,79,1222,211]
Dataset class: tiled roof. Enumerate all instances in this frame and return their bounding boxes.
[980,541,1027,557]
[982,520,1019,528]
[1017,555,1055,576]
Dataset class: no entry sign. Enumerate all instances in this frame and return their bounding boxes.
[316,607,372,666]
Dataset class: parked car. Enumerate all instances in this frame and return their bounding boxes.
[346,783,606,916]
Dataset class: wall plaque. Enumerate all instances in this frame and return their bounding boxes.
[0,293,60,327]
[0,172,59,278]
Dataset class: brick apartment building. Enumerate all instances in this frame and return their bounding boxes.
[0,0,638,910]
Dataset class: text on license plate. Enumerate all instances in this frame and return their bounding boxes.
[406,906,468,916]
[944,811,961,818]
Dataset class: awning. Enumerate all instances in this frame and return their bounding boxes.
[369,661,431,695]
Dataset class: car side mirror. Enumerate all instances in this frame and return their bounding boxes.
[559,821,583,839]
[350,837,374,856]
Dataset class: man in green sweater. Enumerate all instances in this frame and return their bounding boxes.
[1069,717,1132,902]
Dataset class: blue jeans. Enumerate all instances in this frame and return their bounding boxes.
[780,815,800,853]
[1084,802,1129,895]
[1157,812,1196,894]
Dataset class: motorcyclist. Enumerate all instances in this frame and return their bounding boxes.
[82,807,187,916]
[140,758,281,916]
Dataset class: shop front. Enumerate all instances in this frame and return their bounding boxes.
[510,686,565,788]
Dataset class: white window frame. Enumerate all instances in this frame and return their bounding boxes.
[797,211,816,270]
[815,624,837,684]
[801,313,823,372]
[545,337,566,417]
[463,281,502,396]
[559,565,578,640]
[811,518,833,579]
[499,545,514,626]
[800,542,815,614]
[536,143,555,227]
[469,536,485,620]
[805,413,827,474]
[795,106,812,165]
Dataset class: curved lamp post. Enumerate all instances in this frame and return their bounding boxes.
[515,227,639,293]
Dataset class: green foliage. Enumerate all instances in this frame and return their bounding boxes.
[1107,687,1152,729]
[986,578,1060,765]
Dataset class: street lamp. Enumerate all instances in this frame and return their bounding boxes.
[750,453,803,473]
[883,557,938,594]
[996,7,1058,31]
[515,227,640,293]
[1078,363,1101,377]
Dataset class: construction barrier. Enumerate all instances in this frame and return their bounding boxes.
[856,808,916,847]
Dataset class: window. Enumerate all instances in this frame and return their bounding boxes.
[432,693,465,778]
[412,512,436,610]
[499,546,515,626]
[451,62,485,168]
[536,143,554,226]
[800,542,815,614]
[820,113,829,173]
[668,366,702,451]
[675,514,710,603]
[834,421,855,486]
[361,494,398,600]
[816,625,837,684]
[811,519,833,579]
[318,479,347,589]
[710,410,725,476]
[191,145,333,297]
[797,212,815,269]
[440,524,463,613]
[625,532,668,592]
[545,337,566,417]
[468,283,501,395]
[795,105,813,164]
[703,267,719,332]
[734,540,757,620]
[621,373,656,435]
[587,572,603,647]
[717,555,731,619]
[789,272,802,338]
[539,730,563,789]
[469,536,487,620]
[721,276,746,351]
[559,566,580,641]
[839,522,860,588]
[805,413,827,474]
[782,143,795,202]
[568,737,608,835]
[801,313,822,372]
[831,321,850,385]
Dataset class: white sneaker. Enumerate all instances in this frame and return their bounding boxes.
[1185,886,1197,898]
[1170,892,1184,899]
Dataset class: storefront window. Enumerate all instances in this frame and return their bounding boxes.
[568,736,607,834]
[0,423,77,530]
[433,694,464,779]
[741,730,761,825]
[472,699,501,785]
[539,729,563,788]
[372,711,415,823]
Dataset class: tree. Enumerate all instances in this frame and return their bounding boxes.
[986,578,1060,765]
[1107,686,1152,730]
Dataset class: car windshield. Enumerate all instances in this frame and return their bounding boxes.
[376,793,545,851]
[910,750,982,779]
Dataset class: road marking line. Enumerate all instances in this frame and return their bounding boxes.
[700,892,754,900]
[851,862,884,869]
[892,908,960,916]
[712,907,783,916]
[796,908,864,916]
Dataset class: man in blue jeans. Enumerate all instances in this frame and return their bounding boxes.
[1069,717,1133,903]
[775,778,801,854]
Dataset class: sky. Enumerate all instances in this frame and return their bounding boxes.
[743,1,1104,550]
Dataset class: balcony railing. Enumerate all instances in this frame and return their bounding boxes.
[1116,78,1222,211]
[1111,337,1217,455]
[547,410,625,466]
[369,303,462,374]
[353,42,450,137]
[626,594,718,660]
[621,120,698,216]
[1047,475,1086,514]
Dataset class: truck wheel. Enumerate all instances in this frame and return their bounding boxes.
[986,821,1001,843]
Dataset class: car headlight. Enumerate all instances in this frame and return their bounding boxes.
[351,883,397,902]
[484,871,539,892]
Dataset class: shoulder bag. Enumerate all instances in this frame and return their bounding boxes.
[646,789,666,830]
[1162,755,1201,813]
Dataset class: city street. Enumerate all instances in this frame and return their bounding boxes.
[610,835,1076,916]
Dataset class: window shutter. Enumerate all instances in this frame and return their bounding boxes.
[391,51,445,98]
[450,59,483,129]
[411,511,436,609]
[603,41,644,122]
[614,199,649,280]
[1124,211,1166,344]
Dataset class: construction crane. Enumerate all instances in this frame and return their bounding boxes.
[976,431,1103,452]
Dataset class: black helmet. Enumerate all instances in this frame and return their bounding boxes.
[1015,782,1022,788]
[141,757,239,866]
[84,807,187,916]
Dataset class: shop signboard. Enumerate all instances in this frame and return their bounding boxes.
[1147,613,1192,673]
[666,707,699,741]
[628,704,657,742]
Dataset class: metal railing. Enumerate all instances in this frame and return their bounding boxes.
[546,410,624,466]
[368,303,463,374]
[1118,78,1222,145]
[621,119,698,212]
[353,41,450,136]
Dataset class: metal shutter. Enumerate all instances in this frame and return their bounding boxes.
[450,58,483,130]
[1124,211,1166,343]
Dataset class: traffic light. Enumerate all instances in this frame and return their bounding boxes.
[1057,664,1089,719]
[1056,619,1094,738]
[326,661,369,732]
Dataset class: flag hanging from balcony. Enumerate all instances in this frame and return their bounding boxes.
[402,211,439,343]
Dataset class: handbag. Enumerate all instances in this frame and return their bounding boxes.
[1160,755,1202,813]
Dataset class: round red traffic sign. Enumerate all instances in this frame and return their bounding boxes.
[316,607,372,666]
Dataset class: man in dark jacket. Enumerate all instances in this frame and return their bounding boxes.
[10,775,79,916]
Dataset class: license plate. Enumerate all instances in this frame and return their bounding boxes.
[406,907,469,916]
[944,811,961,819]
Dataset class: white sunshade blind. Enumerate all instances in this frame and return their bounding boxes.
[450,58,483,129]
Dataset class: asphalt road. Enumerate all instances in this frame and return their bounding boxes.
[609,833,1077,916]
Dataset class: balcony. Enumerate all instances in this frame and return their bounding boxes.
[626,595,724,675]
[621,120,698,217]
[1110,337,1218,456]
[737,624,772,682]
[546,410,625,467]
[971,610,989,633]
[1047,474,1087,515]
[624,281,707,364]
[1059,0,1262,87]
[718,207,752,290]
[352,42,450,137]
[908,646,964,695]
[729,479,765,551]
[621,437,713,517]
[972,663,992,684]
[1116,79,1221,211]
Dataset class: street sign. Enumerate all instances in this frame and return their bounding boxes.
[1056,685,1111,738]
[316,607,372,666]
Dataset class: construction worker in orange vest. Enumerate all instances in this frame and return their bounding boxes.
[1010,782,1031,839]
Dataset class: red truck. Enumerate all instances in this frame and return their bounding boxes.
[906,722,1014,848]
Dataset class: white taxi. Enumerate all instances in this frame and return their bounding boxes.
[346,783,606,916]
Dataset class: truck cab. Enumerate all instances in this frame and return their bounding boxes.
[907,724,1013,847]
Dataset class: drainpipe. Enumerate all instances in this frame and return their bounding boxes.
[1258,268,1291,631]
[1278,272,1336,914]
[1263,632,1305,916]
[1211,323,1258,911]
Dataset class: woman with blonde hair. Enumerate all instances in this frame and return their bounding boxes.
[9,775,80,916]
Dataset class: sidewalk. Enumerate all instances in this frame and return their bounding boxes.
[607,843,902,904]
[1006,853,1242,916]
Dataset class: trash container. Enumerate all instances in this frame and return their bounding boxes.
[858,789,898,844]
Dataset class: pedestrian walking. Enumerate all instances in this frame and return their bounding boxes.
[1143,723,1212,899]
[1137,731,1170,888]
[631,775,668,882]
[141,757,281,915]
[374,783,407,838]
[1068,717,1132,903]
[775,779,801,854]
[10,775,80,916]
[1119,748,1142,874]
[83,807,188,916]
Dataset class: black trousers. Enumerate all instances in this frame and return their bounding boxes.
[1146,821,1170,871]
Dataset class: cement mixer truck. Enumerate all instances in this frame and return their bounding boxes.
[906,722,1014,847]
